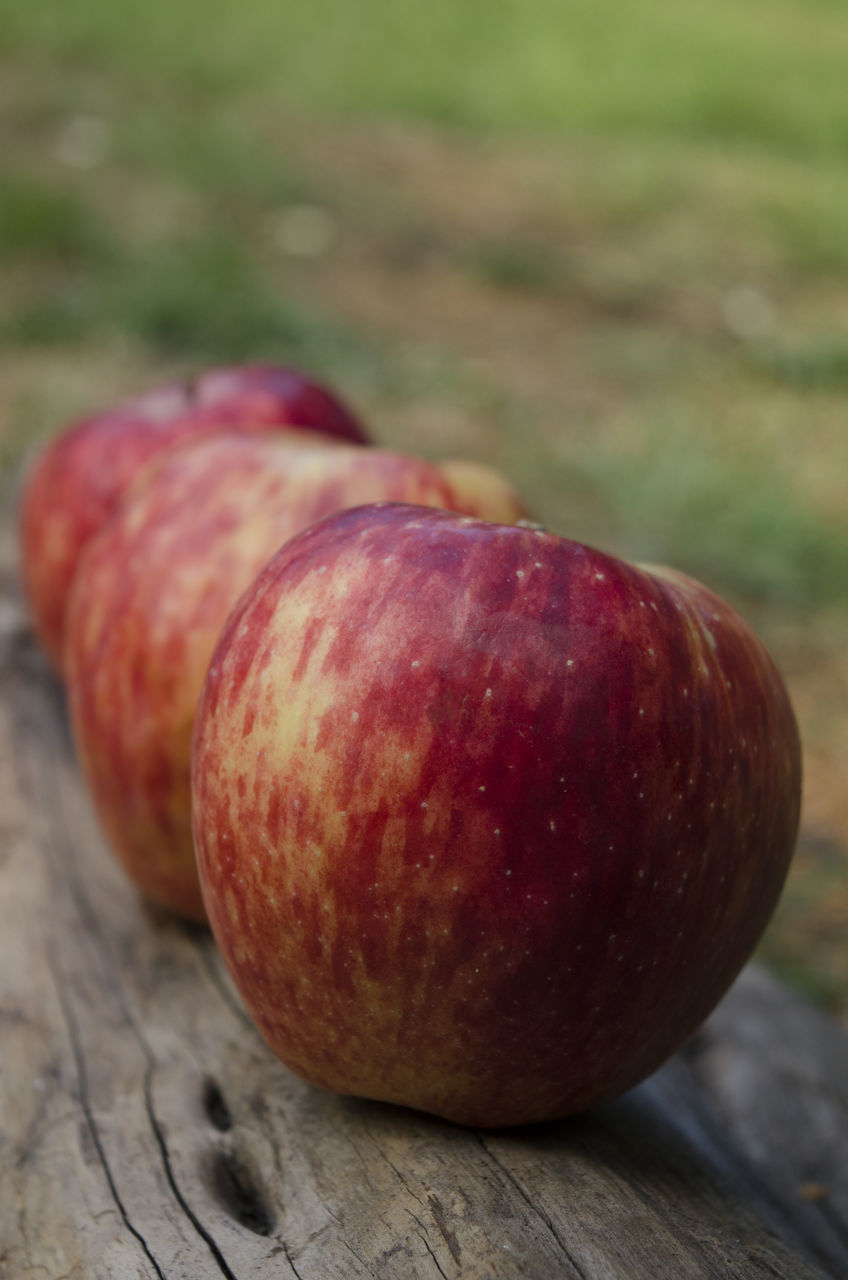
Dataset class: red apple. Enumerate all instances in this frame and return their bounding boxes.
[191,503,801,1128]
[66,438,526,922]
[18,362,368,671]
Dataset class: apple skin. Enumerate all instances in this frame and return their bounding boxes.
[65,438,526,922]
[191,503,801,1128]
[18,363,368,672]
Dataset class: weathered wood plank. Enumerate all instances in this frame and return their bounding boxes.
[1,544,846,1280]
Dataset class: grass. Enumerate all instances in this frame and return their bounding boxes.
[561,421,848,611]
[5,233,362,362]
[2,1,847,598]
[4,1,848,156]
[3,5,848,609]
[753,338,848,390]
[0,0,846,1010]
[0,174,112,264]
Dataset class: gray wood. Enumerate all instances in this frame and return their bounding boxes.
[1,543,846,1280]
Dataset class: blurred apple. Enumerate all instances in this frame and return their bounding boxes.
[18,362,368,671]
[66,438,526,921]
[191,503,801,1127]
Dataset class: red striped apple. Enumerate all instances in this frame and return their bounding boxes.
[66,438,525,921]
[191,503,801,1127]
[18,362,367,671]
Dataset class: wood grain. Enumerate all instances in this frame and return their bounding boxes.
[1,542,846,1280]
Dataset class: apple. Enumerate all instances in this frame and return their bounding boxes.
[66,438,526,922]
[18,362,368,671]
[190,503,802,1128]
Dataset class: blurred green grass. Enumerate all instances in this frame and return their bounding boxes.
[4,0,848,155]
[2,0,847,612]
[2,0,847,600]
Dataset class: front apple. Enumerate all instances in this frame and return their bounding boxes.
[18,362,368,671]
[191,503,801,1127]
[66,439,525,921]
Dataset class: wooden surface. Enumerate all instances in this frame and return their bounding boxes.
[2,543,847,1280]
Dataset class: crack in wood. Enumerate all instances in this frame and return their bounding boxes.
[476,1136,591,1280]
[427,1193,462,1268]
[361,1122,426,1206]
[359,1127,465,1275]
[281,1239,307,1280]
[407,1209,451,1280]
[142,1065,241,1280]
[342,1237,369,1270]
[45,947,168,1280]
